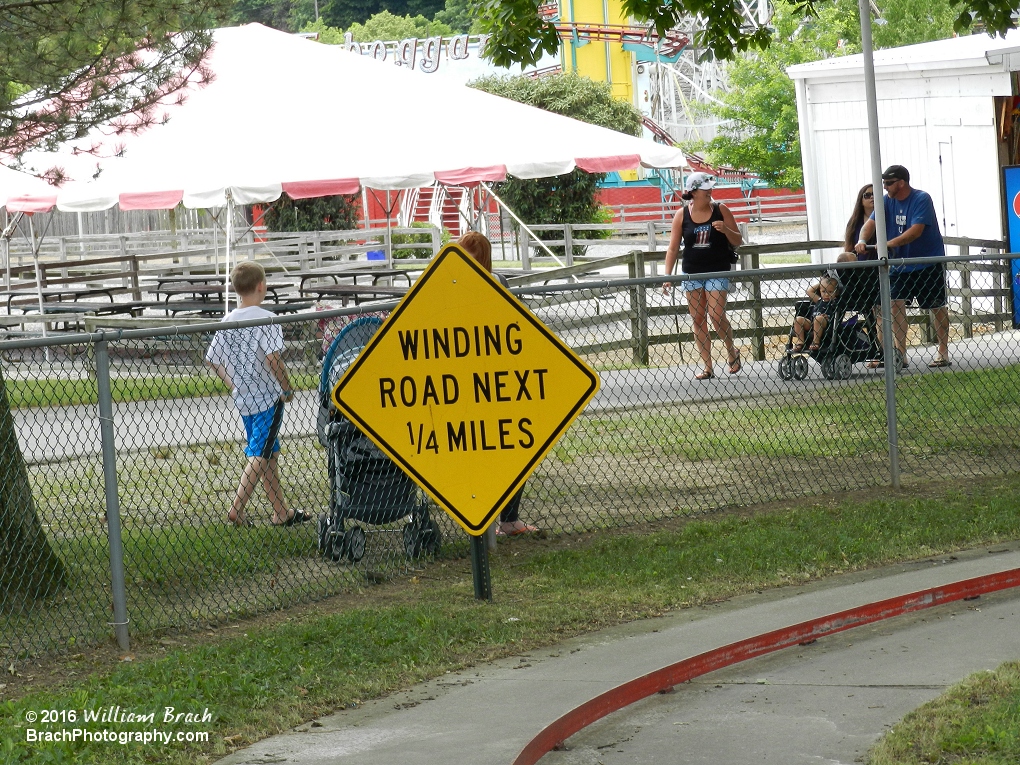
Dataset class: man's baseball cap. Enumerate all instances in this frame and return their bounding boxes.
[881,165,910,182]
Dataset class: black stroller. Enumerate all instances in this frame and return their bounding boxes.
[316,317,441,563]
[777,262,882,381]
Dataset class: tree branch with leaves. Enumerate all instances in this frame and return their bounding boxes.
[0,0,231,612]
[0,0,232,164]
[473,0,1019,68]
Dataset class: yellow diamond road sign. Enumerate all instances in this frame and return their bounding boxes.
[332,243,600,534]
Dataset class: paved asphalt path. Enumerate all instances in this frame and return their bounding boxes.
[12,330,1020,463]
[213,546,1020,765]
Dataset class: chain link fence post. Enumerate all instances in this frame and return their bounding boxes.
[95,336,131,651]
[877,258,901,489]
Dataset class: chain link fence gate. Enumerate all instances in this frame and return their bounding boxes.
[2,251,1019,665]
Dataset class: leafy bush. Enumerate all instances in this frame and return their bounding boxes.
[391,221,448,259]
[262,194,360,232]
[468,73,642,256]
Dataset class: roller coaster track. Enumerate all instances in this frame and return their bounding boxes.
[551,22,689,57]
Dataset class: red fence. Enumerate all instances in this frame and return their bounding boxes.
[599,185,806,224]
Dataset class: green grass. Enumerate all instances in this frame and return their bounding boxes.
[554,365,1020,463]
[3,474,1020,764]
[868,661,1020,765]
[1,373,320,409]
[759,253,811,265]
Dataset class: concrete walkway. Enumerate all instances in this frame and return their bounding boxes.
[215,544,1020,765]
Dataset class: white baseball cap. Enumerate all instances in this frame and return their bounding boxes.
[684,172,717,193]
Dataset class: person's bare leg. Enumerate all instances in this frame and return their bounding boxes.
[931,306,950,360]
[688,288,713,374]
[892,300,908,360]
[706,290,736,364]
[872,306,883,353]
[810,315,829,348]
[792,316,808,349]
[262,453,290,525]
[229,456,267,524]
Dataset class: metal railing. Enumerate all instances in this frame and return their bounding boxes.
[2,246,1019,665]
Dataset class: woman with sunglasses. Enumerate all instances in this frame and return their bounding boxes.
[663,172,743,380]
[841,183,883,365]
[843,183,876,255]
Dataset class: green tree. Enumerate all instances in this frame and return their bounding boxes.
[302,17,349,43]
[320,0,445,30]
[345,9,453,41]
[690,0,959,186]
[469,73,642,254]
[835,0,958,49]
[689,1,846,188]
[230,0,298,30]
[262,195,361,232]
[0,0,231,610]
[472,0,1018,68]
[434,0,477,34]
[1,0,232,161]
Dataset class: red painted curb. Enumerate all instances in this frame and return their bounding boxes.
[512,567,1020,765]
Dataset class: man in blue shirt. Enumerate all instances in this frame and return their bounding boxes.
[855,165,950,368]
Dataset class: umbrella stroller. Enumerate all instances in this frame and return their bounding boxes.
[316,316,442,563]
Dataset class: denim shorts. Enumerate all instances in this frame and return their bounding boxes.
[682,277,729,293]
[242,401,284,458]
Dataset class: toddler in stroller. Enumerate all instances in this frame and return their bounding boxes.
[316,316,442,563]
[779,261,875,381]
[791,274,840,353]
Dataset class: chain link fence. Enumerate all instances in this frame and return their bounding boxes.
[3,249,1019,664]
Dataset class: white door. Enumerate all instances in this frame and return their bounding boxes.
[938,140,958,237]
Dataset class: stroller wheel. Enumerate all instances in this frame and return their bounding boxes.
[403,523,422,558]
[833,353,852,380]
[820,356,835,380]
[777,357,794,381]
[792,355,809,380]
[341,527,366,563]
[421,519,442,555]
[404,519,442,558]
[318,514,337,559]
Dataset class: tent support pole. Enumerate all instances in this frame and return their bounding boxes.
[479,182,577,281]
[225,192,234,314]
[368,188,400,265]
[2,211,24,293]
[211,209,219,277]
[27,215,51,360]
[28,215,46,325]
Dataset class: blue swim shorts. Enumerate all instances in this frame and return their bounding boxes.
[242,401,284,458]
[683,277,729,293]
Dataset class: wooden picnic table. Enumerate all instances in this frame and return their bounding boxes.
[297,283,406,305]
[3,286,119,312]
[158,300,315,318]
[296,266,413,292]
[149,282,293,305]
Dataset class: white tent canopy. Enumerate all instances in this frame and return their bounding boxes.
[2,24,684,213]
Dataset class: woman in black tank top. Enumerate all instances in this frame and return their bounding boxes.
[663,173,743,380]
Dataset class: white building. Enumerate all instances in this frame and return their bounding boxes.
[787,31,1020,261]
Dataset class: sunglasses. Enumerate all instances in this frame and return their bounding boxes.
[863,192,874,199]
[882,179,900,187]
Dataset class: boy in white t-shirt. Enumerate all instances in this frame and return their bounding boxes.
[206,261,308,527]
